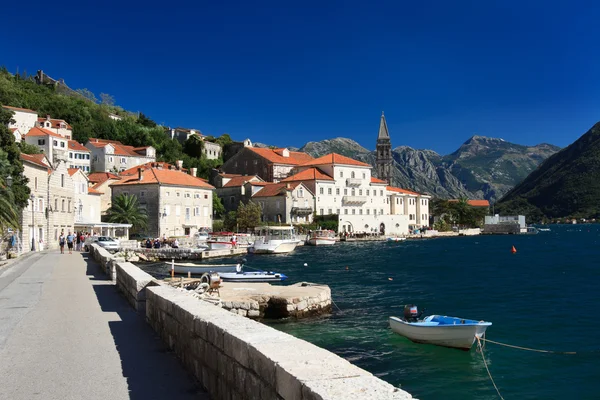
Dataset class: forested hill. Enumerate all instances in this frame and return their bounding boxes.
[0,68,227,178]
[496,121,600,220]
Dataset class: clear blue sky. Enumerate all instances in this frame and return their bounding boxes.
[3,0,600,154]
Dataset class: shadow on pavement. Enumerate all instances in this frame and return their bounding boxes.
[83,256,209,400]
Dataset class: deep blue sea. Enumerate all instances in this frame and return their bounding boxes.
[142,225,600,399]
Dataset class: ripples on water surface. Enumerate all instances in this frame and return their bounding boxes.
[140,225,600,398]
[243,226,600,399]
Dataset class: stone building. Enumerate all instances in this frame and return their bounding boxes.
[110,167,215,238]
[220,147,313,182]
[375,112,393,185]
[67,140,91,172]
[47,161,75,249]
[203,141,222,160]
[3,105,38,137]
[85,138,156,173]
[252,182,315,224]
[214,173,265,214]
[69,169,102,228]
[19,154,51,253]
[36,115,73,139]
[23,127,69,166]
[87,172,122,215]
[169,127,201,143]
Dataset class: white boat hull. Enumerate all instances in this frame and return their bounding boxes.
[387,237,406,242]
[389,316,491,350]
[249,240,300,254]
[207,241,233,250]
[218,271,287,282]
[171,263,238,274]
[307,237,336,246]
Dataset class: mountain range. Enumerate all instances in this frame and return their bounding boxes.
[299,136,560,202]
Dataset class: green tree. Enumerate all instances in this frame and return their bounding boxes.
[183,135,204,158]
[213,195,225,218]
[76,88,98,103]
[137,112,157,128]
[105,194,148,233]
[0,152,20,230]
[0,109,29,209]
[99,93,115,107]
[19,142,41,155]
[236,201,262,231]
[223,211,237,231]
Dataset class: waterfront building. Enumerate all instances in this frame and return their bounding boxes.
[282,153,430,235]
[36,115,73,139]
[85,138,156,173]
[214,173,266,214]
[252,182,315,224]
[220,147,313,182]
[2,105,38,137]
[23,127,69,166]
[67,140,91,172]
[375,112,393,185]
[87,172,121,215]
[19,153,51,253]
[110,167,215,237]
[46,161,75,250]
[69,168,102,231]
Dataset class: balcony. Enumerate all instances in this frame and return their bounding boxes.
[342,196,367,205]
[291,207,313,216]
[346,178,362,187]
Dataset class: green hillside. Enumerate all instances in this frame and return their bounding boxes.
[496,122,600,220]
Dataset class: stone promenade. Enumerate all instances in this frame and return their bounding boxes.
[0,250,209,400]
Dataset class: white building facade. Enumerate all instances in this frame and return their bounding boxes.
[23,127,69,166]
[3,106,38,136]
[85,138,156,173]
[67,140,91,172]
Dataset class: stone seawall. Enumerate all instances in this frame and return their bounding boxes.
[88,246,413,400]
[89,243,124,281]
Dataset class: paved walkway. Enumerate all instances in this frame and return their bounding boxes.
[0,250,209,400]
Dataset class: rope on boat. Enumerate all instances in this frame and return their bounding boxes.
[481,338,577,355]
[330,298,343,312]
[476,337,505,400]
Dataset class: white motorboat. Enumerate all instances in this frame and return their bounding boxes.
[169,262,239,275]
[389,305,492,350]
[218,271,288,282]
[206,232,235,250]
[248,226,301,254]
[307,229,336,246]
[387,237,406,242]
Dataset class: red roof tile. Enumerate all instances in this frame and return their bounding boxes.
[87,187,103,195]
[223,175,262,188]
[281,168,334,182]
[111,168,215,189]
[247,147,313,165]
[68,140,90,152]
[67,168,80,176]
[387,186,421,196]
[87,138,150,157]
[24,127,64,139]
[119,162,185,176]
[87,172,121,184]
[2,105,37,113]
[252,182,301,197]
[20,153,50,169]
[38,117,72,130]
[299,153,371,168]
[371,177,388,184]
[448,199,490,207]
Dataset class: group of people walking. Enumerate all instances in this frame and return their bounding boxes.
[144,237,180,249]
[58,231,90,254]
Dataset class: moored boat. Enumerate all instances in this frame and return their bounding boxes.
[170,262,239,274]
[307,229,336,246]
[387,236,406,242]
[389,305,492,350]
[207,232,235,250]
[248,226,301,254]
[218,270,288,282]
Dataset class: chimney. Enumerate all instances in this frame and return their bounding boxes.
[176,160,183,170]
[138,168,143,181]
[190,167,197,177]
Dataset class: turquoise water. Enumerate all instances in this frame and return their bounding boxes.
[242,225,600,399]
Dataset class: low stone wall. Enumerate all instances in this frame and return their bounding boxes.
[115,262,160,315]
[458,228,481,236]
[88,243,123,281]
[146,285,412,400]
[119,240,140,250]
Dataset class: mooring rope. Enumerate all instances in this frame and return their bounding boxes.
[482,338,577,355]
[476,337,505,400]
[331,298,343,312]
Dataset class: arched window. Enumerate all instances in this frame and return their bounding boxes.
[61,199,65,212]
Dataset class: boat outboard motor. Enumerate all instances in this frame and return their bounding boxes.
[403,304,422,322]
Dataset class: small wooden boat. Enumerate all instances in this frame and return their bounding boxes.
[387,237,406,242]
[170,262,239,274]
[306,230,336,246]
[218,271,288,282]
[389,305,492,350]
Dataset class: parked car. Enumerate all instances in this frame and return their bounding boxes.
[85,236,120,252]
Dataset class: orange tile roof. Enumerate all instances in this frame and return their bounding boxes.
[281,168,334,182]
[38,117,72,130]
[87,172,121,184]
[247,147,313,165]
[2,105,37,113]
[68,140,90,152]
[25,126,64,139]
[20,153,50,169]
[67,168,81,176]
[220,173,242,178]
[299,153,371,168]
[111,168,215,189]
[371,177,388,184]
[252,182,301,197]
[387,186,421,196]
[87,138,149,157]
[223,175,262,188]
[448,199,490,207]
[119,161,185,176]
[87,187,103,195]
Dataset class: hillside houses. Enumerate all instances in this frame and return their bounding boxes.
[85,138,156,173]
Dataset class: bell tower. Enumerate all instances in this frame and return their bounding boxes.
[376,112,392,185]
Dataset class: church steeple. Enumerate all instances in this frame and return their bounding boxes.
[376,112,392,185]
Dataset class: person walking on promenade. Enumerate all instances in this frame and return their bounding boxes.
[59,231,65,254]
[75,232,81,252]
[79,232,85,251]
[66,231,75,254]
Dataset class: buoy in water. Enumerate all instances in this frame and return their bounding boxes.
[388,277,393,281]
[345,266,349,270]
[511,245,517,254]
[303,263,308,267]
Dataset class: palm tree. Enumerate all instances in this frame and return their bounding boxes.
[105,194,148,233]
[0,186,19,231]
